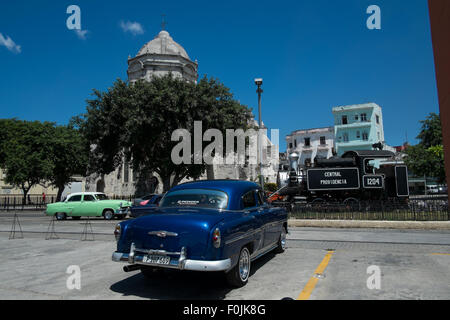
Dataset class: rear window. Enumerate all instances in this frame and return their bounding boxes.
[242,190,256,208]
[160,189,228,209]
[96,194,109,200]
[67,195,82,202]
[83,195,96,202]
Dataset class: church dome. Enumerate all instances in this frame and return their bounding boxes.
[136,30,190,60]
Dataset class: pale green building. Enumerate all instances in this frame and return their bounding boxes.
[333,103,392,156]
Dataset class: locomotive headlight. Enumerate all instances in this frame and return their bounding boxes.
[114,224,121,241]
[212,228,221,248]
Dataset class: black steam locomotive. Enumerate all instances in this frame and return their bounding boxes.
[275,150,409,205]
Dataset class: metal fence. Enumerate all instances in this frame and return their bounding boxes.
[0,194,57,211]
[0,194,136,211]
[285,199,449,221]
[2,193,448,221]
[110,195,135,202]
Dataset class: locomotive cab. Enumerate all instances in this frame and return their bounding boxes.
[342,150,409,200]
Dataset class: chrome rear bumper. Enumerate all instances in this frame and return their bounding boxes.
[112,243,231,272]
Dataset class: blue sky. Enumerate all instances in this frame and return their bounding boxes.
[0,0,439,149]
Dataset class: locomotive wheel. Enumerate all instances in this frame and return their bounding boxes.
[310,198,326,211]
[311,198,325,206]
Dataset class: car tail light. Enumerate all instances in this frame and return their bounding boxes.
[114,224,121,241]
[212,228,221,248]
[140,200,149,206]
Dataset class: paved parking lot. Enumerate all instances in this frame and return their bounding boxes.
[0,212,449,300]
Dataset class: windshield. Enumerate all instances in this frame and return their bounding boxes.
[95,194,109,200]
[160,189,228,210]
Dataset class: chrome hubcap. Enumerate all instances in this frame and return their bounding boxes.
[239,248,250,282]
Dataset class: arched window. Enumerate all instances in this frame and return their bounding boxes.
[96,180,105,193]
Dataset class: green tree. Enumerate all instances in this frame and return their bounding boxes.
[404,113,446,183]
[0,119,54,204]
[0,119,90,203]
[48,124,89,201]
[416,113,442,148]
[264,182,278,193]
[76,75,253,192]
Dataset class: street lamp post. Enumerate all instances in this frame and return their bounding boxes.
[255,78,264,191]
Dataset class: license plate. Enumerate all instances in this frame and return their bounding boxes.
[142,254,171,265]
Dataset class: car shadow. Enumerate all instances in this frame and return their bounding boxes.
[110,270,232,300]
[249,251,278,277]
[109,251,279,300]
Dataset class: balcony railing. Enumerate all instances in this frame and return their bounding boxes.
[335,121,371,127]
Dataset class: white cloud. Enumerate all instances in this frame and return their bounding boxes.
[74,29,89,40]
[120,21,144,36]
[0,33,21,53]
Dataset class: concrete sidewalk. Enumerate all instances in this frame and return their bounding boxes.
[288,219,450,230]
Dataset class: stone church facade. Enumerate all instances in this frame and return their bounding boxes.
[127,30,198,84]
[86,29,278,196]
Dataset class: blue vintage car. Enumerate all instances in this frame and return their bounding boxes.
[129,194,164,218]
[112,180,288,287]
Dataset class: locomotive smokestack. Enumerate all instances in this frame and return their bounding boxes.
[288,152,300,173]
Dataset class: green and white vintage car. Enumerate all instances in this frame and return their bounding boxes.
[45,192,132,220]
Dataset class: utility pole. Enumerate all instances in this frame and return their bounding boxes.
[255,78,264,191]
